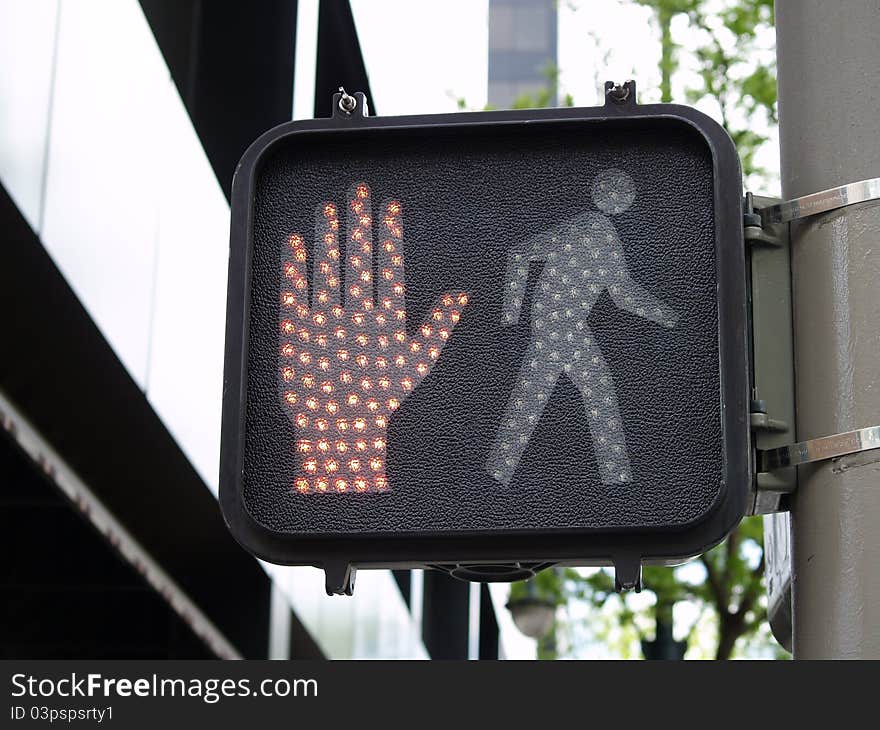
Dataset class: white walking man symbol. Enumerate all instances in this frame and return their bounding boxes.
[486,169,679,486]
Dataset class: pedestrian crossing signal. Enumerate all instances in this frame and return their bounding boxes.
[220,87,750,594]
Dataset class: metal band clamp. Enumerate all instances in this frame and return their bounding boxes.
[758,177,880,226]
[759,425,880,472]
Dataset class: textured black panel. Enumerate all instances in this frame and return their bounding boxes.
[243,120,721,537]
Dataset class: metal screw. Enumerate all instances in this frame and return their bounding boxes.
[338,86,357,114]
[607,82,631,104]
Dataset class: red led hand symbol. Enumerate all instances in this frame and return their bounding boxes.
[278,182,468,493]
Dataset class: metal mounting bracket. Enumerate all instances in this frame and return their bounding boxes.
[744,193,797,514]
[747,177,880,513]
[759,425,880,472]
[758,177,880,225]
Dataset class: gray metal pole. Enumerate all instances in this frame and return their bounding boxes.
[776,0,880,658]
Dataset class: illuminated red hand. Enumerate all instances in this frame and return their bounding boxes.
[278,182,468,494]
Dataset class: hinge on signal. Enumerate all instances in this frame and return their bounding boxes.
[744,192,797,514]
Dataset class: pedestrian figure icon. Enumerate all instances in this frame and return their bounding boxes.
[486,169,679,486]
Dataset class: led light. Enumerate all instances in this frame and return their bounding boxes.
[284,392,298,405]
[420,325,432,338]
[353,312,365,325]
[318,357,330,371]
[428,346,440,359]
[336,418,349,432]
[281,320,295,334]
[432,308,443,321]
[401,377,413,391]
[387,398,400,411]
[327,248,339,260]
[337,350,349,361]
[370,457,383,471]
[382,268,394,281]
[332,305,344,318]
[387,201,401,215]
[281,343,295,357]
[394,354,406,367]
[378,335,389,348]
[416,363,428,376]
[296,305,309,319]
[297,440,312,453]
[354,477,368,492]
[356,184,369,199]
[295,477,309,493]
[373,438,386,450]
[378,377,391,389]
[340,371,353,384]
[451,310,461,323]
[316,334,328,347]
[313,312,327,326]
[305,397,318,410]
[295,413,309,428]
[304,458,317,473]
[317,439,330,453]
[320,381,333,394]
[382,241,395,253]
[361,378,372,391]
[458,294,469,306]
[382,298,393,310]
[358,214,371,227]
[353,418,366,431]
[376,476,389,490]
[350,285,362,298]
[394,331,406,343]
[393,283,405,296]
[395,309,405,321]
[327,276,339,288]
[361,241,372,254]
[316,289,328,303]
[336,440,348,453]
[282,367,295,382]
[350,227,364,242]
[335,479,348,492]
[315,419,328,431]
[438,329,450,340]
[323,203,337,218]
[410,341,422,353]
[366,399,379,412]
[289,233,304,247]
[355,439,367,452]
[355,354,369,368]
[360,270,371,283]
[376,356,388,369]
[326,401,339,415]
[346,393,359,406]
[351,200,364,214]
[316,477,329,492]
[282,292,296,306]
[391,254,403,267]
[442,294,453,307]
[376,415,388,428]
[349,458,361,472]
[376,313,387,326]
